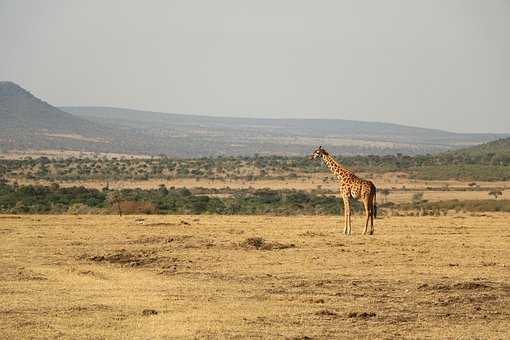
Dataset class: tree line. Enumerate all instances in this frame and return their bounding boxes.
[1,151,509,182]
[0,180,359,215]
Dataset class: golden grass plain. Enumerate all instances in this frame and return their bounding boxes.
[13,172,510,190]
[1,213,510,339]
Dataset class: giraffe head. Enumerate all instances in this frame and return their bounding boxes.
[309,145,328,160]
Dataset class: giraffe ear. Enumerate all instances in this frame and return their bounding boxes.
[319,145,322,149]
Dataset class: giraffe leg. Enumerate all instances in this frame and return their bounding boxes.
[343,210,348,235]
[346,198,352,235]
[369,208,374,235]
[340,197,347,234]
[362,198,370,235]
[342,196,350,235]
[347,209,352,235]
[344,206,349,235]
[369,196,375,235]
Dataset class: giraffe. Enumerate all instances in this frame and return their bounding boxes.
[310,146,377,235]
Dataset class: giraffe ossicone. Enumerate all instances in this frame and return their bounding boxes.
[310,146,377,235]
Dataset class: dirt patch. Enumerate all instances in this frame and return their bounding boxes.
[240,237,295,250]
[7,268,48,281]
[128,235,192,244]
[453,282,491,290]
[76,270,108,280]
[144,222,179,227]
[65,304,113,313]
[68,241,85,246]
[418,281,492,291]
[315,309,339,317]
[0,228,14,235]
[348,311,377,319]
[82,249,159,267]
[127,234,215,249]
[226,228,245,235]
[18,271,47,281]
[298,231,326,237]
[142,309,159,316]
[417,283,450,291]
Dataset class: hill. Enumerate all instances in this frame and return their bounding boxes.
[62,106,508,156]
[0,81,110,140]
[439,137,510,165]
[1,81,508,157]
[0,82,173,155]
[447,137,510,158]
[0,81,120,153]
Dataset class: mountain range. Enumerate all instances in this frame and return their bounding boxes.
[1,81,508,157]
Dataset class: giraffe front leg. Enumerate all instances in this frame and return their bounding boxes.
[348,209,352,235]
[343,208,348,235]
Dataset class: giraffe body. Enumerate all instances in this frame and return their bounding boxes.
[311,146,377,235]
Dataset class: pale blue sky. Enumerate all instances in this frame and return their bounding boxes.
[1,0,509,133]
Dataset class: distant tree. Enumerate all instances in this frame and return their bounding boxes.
[412,192,424,205]
[106,190,123,216]
[102,181,110,192]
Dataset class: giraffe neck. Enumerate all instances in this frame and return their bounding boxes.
[321,153,351,180]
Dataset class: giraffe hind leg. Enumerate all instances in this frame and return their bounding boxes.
[342,200,348,234]
[363,199,370,235]
[370,209,375,234]
[345,209,351,235]
[369,195,375,235]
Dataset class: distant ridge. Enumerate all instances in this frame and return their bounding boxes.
[60,105,495,139]
[62,106,508,155]
[1,81,508,157]
[444,137,510,161]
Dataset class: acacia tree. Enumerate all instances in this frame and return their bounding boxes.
[411,192,425,205]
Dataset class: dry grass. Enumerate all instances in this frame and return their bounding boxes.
[13,174,510,190]
[382,190,510,203]
[1,213,510,339]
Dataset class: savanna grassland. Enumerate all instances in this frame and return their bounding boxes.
[1,143,510,338]
[1,213,510,339]
[2,154,509,211]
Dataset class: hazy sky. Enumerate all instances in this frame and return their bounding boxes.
[1,0,509,133]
